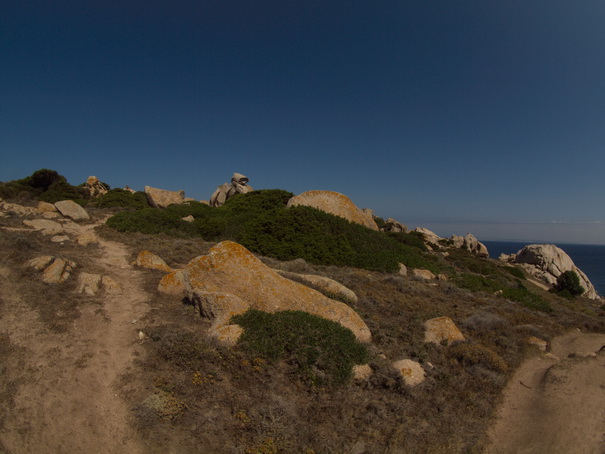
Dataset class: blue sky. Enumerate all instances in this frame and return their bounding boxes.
[2,1,605,244]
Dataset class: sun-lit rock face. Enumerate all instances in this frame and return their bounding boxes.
[133,251,172,272]
[185,241,371,342]
[504,244,599,300]
[286,190,378,231]
[392,359,426,386]
[144,185,185,208]
[423,316,465,345]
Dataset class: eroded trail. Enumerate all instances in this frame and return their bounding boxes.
[485,331,605,454]
[0,221,148,453]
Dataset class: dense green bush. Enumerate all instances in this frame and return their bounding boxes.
[89,188,150,209]
[107,190,440,273]
[554,271,585,297]
[0,168,88,203]
[232,310,368,386]
[453,273,504,293]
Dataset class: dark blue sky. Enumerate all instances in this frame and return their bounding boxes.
[2,1,605,243]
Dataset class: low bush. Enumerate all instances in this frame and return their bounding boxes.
[231,310,368,386]
[453,273,503,293]
[448,342,508,372]
[89,188,150,209]
[502,285,552,312]
[554,270,585,297]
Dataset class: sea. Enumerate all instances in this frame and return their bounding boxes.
[483,241,605,296]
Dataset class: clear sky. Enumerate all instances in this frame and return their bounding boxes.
[2,1,605,244]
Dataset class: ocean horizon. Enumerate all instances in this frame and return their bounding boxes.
[482,241,605,297]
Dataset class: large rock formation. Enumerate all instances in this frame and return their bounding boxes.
[451,233,489,257]
[163,241,371,342]
[144,186,185,208]
[501,244,599,300]
[286,191,378,231]
[414,227,442,245]
[381,218,408,233]
[209,173,253,207]
[84,176,109,198]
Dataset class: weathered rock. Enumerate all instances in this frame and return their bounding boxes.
[144,185,185,208]
[185,241,371,342]
[23,219,65,235]
[382,218,408,233]
[209,173,253,207]
[42,258,76,283]
[414,227,442,245]
[424,316,465,345]
[51,235,71,243]
[503,244,599,300]
[527,336,548,351]
[286,191,378,230]
[411,269,436,280]
[133,251,172,272]
[54,200,90,221]
[84,176,109,198]
[451,233,489,257]
[398,263,408,276]
[392,359,426,386]
[276,270,358,303]
[1,202,37,216]
[37,201,57,213]
[76,231,98,246]
[352,364,373,381]
[158,269,190,295]
[27,256,55,271]
[189,290,249,329]
[77,273,102,295]
[209,324,244,347]
[181,215,195,223]
[101,276,123,294]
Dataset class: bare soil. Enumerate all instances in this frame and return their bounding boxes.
[486,331,605,454]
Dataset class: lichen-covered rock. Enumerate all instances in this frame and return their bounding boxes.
[84,176,109,198]
[424,316,465,345]
[392,359,426,386]
[54,200,90,221]
[37,201,57,213]
[27,256,55,270]
[382,218,408,233]
[411,269,436,280]
[158,269,190,295]
[209,173,254,207]
[78,273,102,295]
[42,258,76,283]
[526,336,548,351]
[286,191,378,231]
[76,231,98,246]
[185,241,371,342]
[276,270,358,303]
[133,251,172,272]
[503,244,599,300]
[209,324,244,347]
[144,185,185,208]
[352,364,373,381]
[101,276,123,294]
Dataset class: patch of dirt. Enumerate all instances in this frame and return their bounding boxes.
[485,331,605,453]
[0,218,149,453]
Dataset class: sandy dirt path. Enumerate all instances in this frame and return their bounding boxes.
[485,331,605,454]
[0,221,148,453]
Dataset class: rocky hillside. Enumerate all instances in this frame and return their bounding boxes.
[1,170,604,453]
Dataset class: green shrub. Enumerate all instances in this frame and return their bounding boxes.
[106,190,441,273]
[504,266,525,280]
[453,273,503,293]
[502,285,552,312]
[89,188,149,209]
[554,271,585,296]
[232,310,368,386]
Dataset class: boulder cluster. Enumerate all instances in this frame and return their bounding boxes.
[500,244,600,300]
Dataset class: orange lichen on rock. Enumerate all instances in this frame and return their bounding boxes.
[185,241,371,343]
[423,316,465,345]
